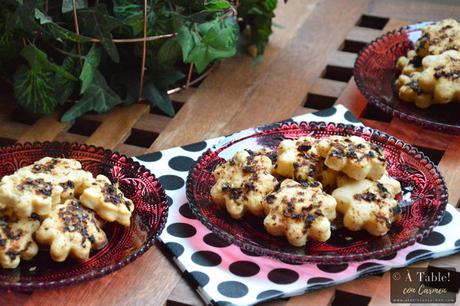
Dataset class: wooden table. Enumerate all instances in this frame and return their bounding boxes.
[1,0,460,305]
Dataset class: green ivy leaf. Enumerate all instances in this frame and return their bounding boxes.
[78,5,124,63]
[55,56,78,105]
[79,45,101,94]
[14,65,57,115]
[204,0,231,11]
[21,45,77,81]
[157,39,181,68]
[180,17,238,73]
[113,1,155,36]
[61,70,122,122]
[143,81,175,117]
[62,0,87,14]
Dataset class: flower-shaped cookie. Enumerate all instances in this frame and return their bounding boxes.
[211,150,278,219]
[0,175,63,218]
[79,175,134,226]
[415,19,460,57]
[274,137,322,182]
[417,50,460,104]
[262,179,337,247]
[0,216,40,269]
[395,72,434,108]
[317,136,386,181]
[35,199,107,262]
[332,174,401,236]
[396,50,424,75]
[16,157,95,200]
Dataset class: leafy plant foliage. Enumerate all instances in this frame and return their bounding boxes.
[0,0,280,121]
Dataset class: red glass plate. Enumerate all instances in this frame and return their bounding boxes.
[186,122,448,264]
[354,21,460,134]
[0,142,168,291]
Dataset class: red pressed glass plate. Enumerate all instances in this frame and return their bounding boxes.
[186,122,448,264]
[354,21,460,134]
[0,142,168,290]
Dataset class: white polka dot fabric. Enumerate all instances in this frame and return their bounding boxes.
[134,105,460,306]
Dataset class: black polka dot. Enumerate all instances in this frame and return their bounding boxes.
[191,250,222,267]
[136,151,162,162]
[182,141,207,152]
[419,231,445,246]
[268,268,299,285]
[257,290,283,300]
[159,175,185,190]
[317,264,348,273]
[240,247,262,257]
[344,110,360,123]
[312,107,337,117]
[168,156,196,172]
[167,223,196,238]
[166,196,173,207]
[165,242,184,257]
[203,233,231,248]
[357,262,385,272]
[179,203,196,219]
[379,252,397,260]
[439,211,452,226]
[190,271,209,287]
[307,277,333,285]
[229,261,260,277]
[217,281,248,298]
[406,249,433,261]
[455,239,460,247]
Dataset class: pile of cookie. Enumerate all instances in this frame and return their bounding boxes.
[0,157,134,269]
[211,135,401,247]
[395,19,460,108]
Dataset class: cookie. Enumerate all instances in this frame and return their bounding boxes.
[79,175,134,226]
[395,72,434,108]
[0,175,63,218]
[211,150,278,219]
[417,50,460,104]
[332,173,401,236]
[262,179,337,246]
[35,199,107,262]
[0,216,40,269]
[16,157,95,200]
[317,136,386,181]
[274,137,322,182]
[416,19,460,57]
[396,50,424,75]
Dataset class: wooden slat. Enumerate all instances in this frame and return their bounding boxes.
[134,113,171,134]
[334,78,368,115]
[17,111,69,143]
[309,78,347,98]
[114,143,147,157]
[294,106,319,116]
[438,136,460,206]
[327,50,357,69]
[167,278,204,306]
[85,104,149,149]
[54,132,87,143]
[287,288,334,306]
[0,121,29,141]
[346,26,382,43]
